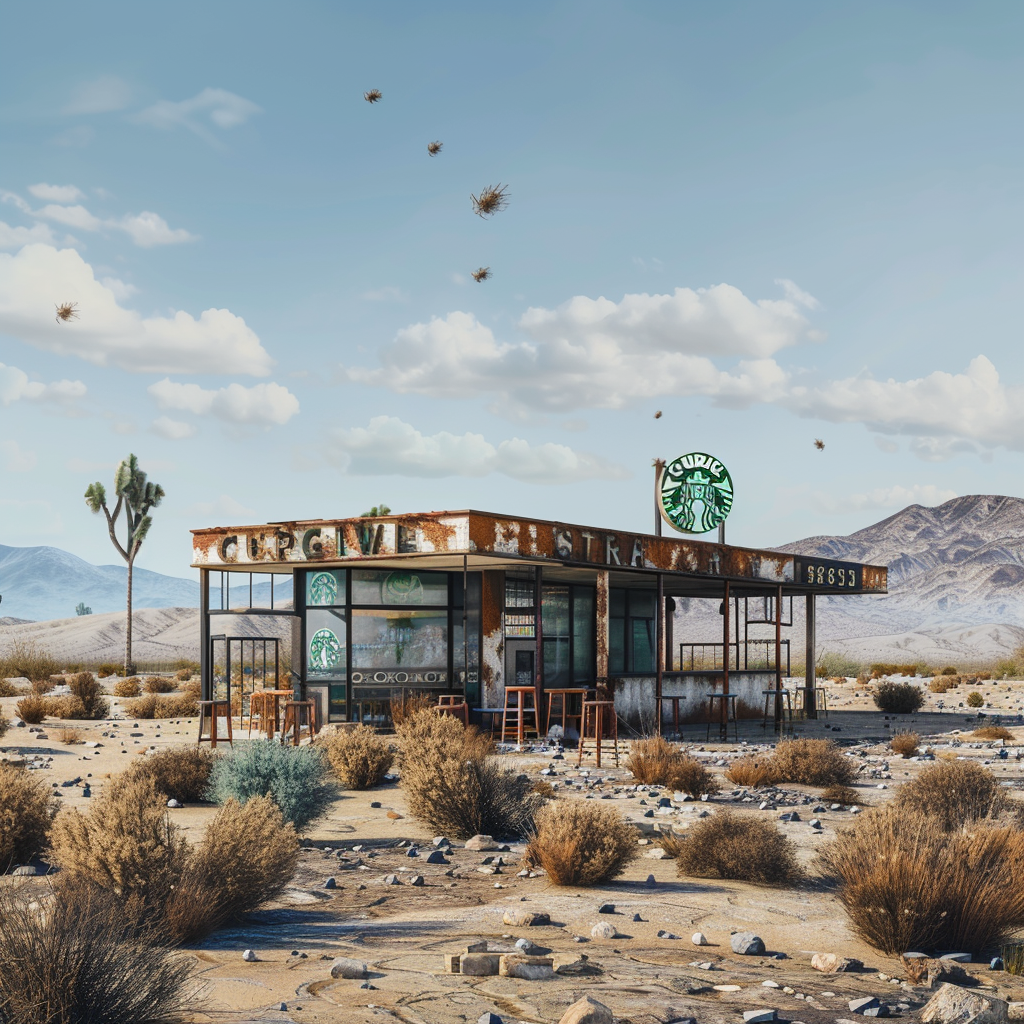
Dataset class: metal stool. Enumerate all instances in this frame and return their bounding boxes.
[656,695,685,737]
[501,686,539,744]
[281,699,318,745]
[762,689,794,732]
[577,700,619,768]
[815,686,830,719]
[705,692,738,743]
[197,699,233,748]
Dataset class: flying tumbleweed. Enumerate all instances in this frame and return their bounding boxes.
[814,438,825,450]
[471,184,509,218]
[654,410,663,419]
[427,141,443,156]
[55,302,79,323]
[471,267,491,282]
[364,89,382,103]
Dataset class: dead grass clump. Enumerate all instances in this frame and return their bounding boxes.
[0,639,61,682]
[0,763,59,868]
[532,779,556,799]
[31,677,56,694]
[0,886,194,1024]
[44,695,87,719]
[821,784,864,805]
[59,727,85,745]
[389,690,436,727]
[657,829,686,859]
[397,709,537,840]
[16,694,47,724]
[0,678,19,697]
[143,676,177,694]
[123,746,220,803]
[817,805,1024,954]
[174,668,194,682]
[726,755,779,788]
[320,725,394,790]
[771,738,858,786]
[967,691,985,707]
[626,737,720,796]
[895,759,1009,828]
[471,183,510,217]
[123,693,198,720]
[890,732,920,758]
[164,796,298,943]
[665,756,721,797]
[929,677,952,693]
[96,663,119,678]
[974,725,1014,741]
[67,672,110,719]
[0,712,7,740]
[526,802,638,886]
[113,676,142,697]
[675,811,801,885]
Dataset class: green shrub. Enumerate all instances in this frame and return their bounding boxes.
[967,691,984,707]
[675,810,801,885]
[205,742,335,830]
[873,681,925,714]
[320,725,394,789]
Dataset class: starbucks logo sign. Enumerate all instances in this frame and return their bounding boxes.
[309,571,338,606]
[660,452,734,534]
[309,628,342,669]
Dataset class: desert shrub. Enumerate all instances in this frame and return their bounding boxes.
[66,672,109,720]
[974,725,1014,741]
[941,666,958,675]
[15,694,47,724]
[929,677,951,693]
[0,640,60,683]
[389,690,436,727]
[979,671,993,681]
[0,763,59,868]
[113,676,142,697]
[896,759,1009,828]
[0,713,7,739]
[817,805,1024,954]
[58,727,84,745]
[123,694,159,719]
[657,829,686,859]
[180,677,201,700]
[48,776,189,908]
[96,663,120,678]
[821,784,864,805]
[0,678,19,697]
[320,725,394,790]
[771,738,858,786]
[143,676,177,694]
[890,732,920,758]
[967,692,985,708]
[44,695,87,719]
[625,737,720,796]
[31,677,56,694]
[873,681,925,714]
[163,796,298,943]
[675,810,801,885]
[817,651,863,679]
[174,668,194,682]
[205,741,334,830]
[123,693,198,720]
[397,709,537,839]
[123,746,220,803]
[0,886,194,1024]
[726,755,779,788]
[870,663,922,678]
[532,778,556,799]
[525,801,638,886]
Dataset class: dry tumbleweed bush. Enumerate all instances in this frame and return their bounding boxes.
[471,183,509,217]
[526,801,638,886]
[471,267,491,282]
[364,89,382,103]
[890,731,920,758]
[320,724,394,790]
[625,736,719,796]
[55,301,79,322]
[427,140,443,156]
[0,762,58,868]
[675,811,801,885]
[894,758,1009,829]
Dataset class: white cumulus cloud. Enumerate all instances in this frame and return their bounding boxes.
[151,416,197,440]
[0,221,57,249]
[28,183,85,203]
[0,244,274,375]
[36,203,103,231]
[135,88,262,145]
[325,415,628,482]
[148,379,300,426]
[0,362,86,405]
[118,211,197,247]
[64,75,133,115]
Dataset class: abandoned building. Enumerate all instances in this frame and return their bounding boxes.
[191,509,887,736]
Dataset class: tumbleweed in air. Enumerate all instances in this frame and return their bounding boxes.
[654,410,663,419]
[471,267,491,282]
[55,302,79,323]
[364,89,382,103]
[427,141,443,156]
[471,184,509,218]
[814,438,825,450]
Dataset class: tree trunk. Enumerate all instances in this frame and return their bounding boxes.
[125,556,135,676]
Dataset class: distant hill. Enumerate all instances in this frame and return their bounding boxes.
[0,544,290,621]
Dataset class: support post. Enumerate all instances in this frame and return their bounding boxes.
[654,459,665,537]
[721,579,730,738]
[200,569,211,701]
[804,593,817,718]
[595,570,609,687]
[534,564,544,713]
[655,573,664,736]
[775,584,783,726]
[462,554,469,695]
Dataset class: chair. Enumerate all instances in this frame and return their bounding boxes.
[577,700,619,768]
[501,686,539,744]
[656,695,685,737]
[197,699,233,748]
[705,692,738,743]
[281,699,318,745]
[435,694,469,726]
[544,688,588,739]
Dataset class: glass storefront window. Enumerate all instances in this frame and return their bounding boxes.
[306,569,346,607]
[351,570,448,606]
[572,587,595,682]
[351,609,448,669]
[609,587,656,674]
[542,586,571,687]
[306,609,347,680]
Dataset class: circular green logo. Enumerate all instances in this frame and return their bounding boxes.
[309,628,342,669]
[309,571,338,606]
[383,572,423,605]
[660,452,734,534]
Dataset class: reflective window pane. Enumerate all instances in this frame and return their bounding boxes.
[306,609,347,680]
[306,569,346,607]
[351,609,448,669]
[351,570,448,606]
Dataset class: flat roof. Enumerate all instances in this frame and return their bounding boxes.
[191,509,887,596]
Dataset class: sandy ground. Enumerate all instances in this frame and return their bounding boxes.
[4,676,1024,1024]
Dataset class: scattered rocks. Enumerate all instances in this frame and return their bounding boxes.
[466,834,499,851]
[812,952,862,973]
[557,995,614,1024]
[657,929,679,940]
[692,931,708,946]
[590,921,616,940]
[242,949,259,962]
[921,984,1008,1024]
[731,932,766,955]
[499,954,555,980]
[503,909,549,927]
[329,956,368,979]
[459,953,503,977]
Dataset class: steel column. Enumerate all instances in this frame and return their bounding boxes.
[655,573,664,735]
[200,569,211,701]
[804,593,817,718]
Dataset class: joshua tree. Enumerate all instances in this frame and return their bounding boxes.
[75,602,92,616]
[84,455,165,675]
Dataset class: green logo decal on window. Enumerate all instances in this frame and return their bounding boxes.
[309,571,338,606]
[660,452,734,534]
[309,628,342,669]
[383,572,424,605]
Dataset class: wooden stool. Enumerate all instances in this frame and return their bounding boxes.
[544,687,588,739]
[577,700,619,768]
[435,694,469,726]
[501,686,539,744]
[705,692,738,743]
[656,695,684,737]
[281,699,318,745]
[248,691,269,737]
[814,686,830,719]
[197,699,233,748]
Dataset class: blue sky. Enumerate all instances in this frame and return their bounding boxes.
[2,1,1023,578]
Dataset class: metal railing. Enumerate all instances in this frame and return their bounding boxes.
[678,639,790,675]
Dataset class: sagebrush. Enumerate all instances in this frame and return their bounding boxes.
[974,725,1014,741]
[122,746,220,803]
[625,737,719,796]
[123,693,199,719]
[15,694,47,724]
[726,755,778,788]
[320,725,394,789]
[526,801,637,886]
[143,676,177,694]
[895,758,1008,829]
[113,676,142,697]
[873,681,925,714]
[0,639,61,683]
[821,784,864,805]
[675,811,801,885]
[0,763,59,869]
[890,732,920,758]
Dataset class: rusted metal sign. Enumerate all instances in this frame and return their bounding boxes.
[192,511,887,593]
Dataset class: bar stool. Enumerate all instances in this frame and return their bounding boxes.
[762,689,794,732]
[577,700,619,768]
[815,686,830,719]
[656,696,685,737]
[501,686,539,744]
[544,687,588,738]
[435,694,469,726]
[197,699,233,748]
[705,692,738,743]
[281,699,318,745]
[248,691,269,737]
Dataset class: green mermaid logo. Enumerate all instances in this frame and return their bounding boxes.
[660,452,734,534]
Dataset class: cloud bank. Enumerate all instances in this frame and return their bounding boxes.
[148,379,300,426]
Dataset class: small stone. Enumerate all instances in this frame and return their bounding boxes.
[433,836,449,847]
[383,874,401,885]
[386,810,403,819]
[359,981,375,990]
[426,850,448,864]
[812,953,862,973]
[503,909,549,927]
[692,931,708,945]
[731,932,766,955]
[279,1003,287,1012]
[410,875,424,886]
[940,953,972,964]
[499,954,555,980]
[763,980,780,988]
[598,903,615,914]
[478,1014,504,1024]
[459,953,502,977]
[645,873,657,887]
[166,798,182,808]
[991,958,1004,971]
[465,834,499,851]
[242,949,258,962]
[323,877,337,889]
[406,847,419,857]
[11,865,37,877]
[556,995,614,1024]
[590,921,616,940]
[657,930,679,939]
[329,956,368,979]
[632,913,643,922]
[743,1011,777,1023]
[849,997,881,1014]
[369,802,381,809]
